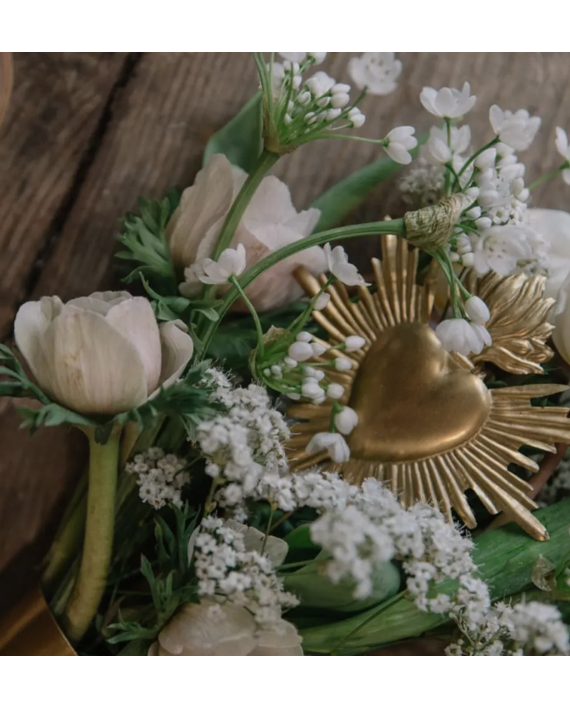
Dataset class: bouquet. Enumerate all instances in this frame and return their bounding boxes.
[2,51,570,657]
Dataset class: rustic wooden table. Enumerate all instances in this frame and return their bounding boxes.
[1,52,569,608]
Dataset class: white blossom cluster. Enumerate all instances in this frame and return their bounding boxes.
[191,516,298,627]
[310,477,485,620]
[447,600,569,656]
[399,82,552,281]
[262,53,415,163]
[194,370,290,514]
[126,447,190,509]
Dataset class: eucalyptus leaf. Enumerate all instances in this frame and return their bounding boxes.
[203,93,263,173]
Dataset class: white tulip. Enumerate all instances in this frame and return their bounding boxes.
[464,296,490,325]
[14,292,194,415]
[334,406,359,435]
[169,155,325,312]
[306,432,350,463]
[324,243,369,287]
[197,244,246,285]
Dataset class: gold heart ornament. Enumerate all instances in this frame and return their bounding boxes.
[287,234,570,541]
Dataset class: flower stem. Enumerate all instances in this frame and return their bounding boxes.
[211,148,279,261]
[528,164,565,191]
[62,426,121,644]
[198,218,406,357]
[229,275,265,355]
[457,137,499,178]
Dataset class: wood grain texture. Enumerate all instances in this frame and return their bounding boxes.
[2,52,570,604]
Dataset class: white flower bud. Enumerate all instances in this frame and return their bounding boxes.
[474,148,497,170]
[292,75,302,90]
[314,292,331,310]
[288,341,313,362]
[263,368,271,377]
[313,369,325,381]
[450,252,461,262]
[296,331,312,342]
[332,83,350,94]
[461,253,475,267]
[312,396,326,405]
[331,93,350,109]
[464,186,480,202]
[464,206,481,220]
[271,365,283,378]
[475,216,493,230]
[298,91,311,105]
[344,336,366,352]
[327,383,345,399]
[326,108,342,121]
[284,357,298,368]
[306,432,350,463]
[303,366,317,377]
[334,406,359,435]
[317,96,330,108]
[335,357,352,371]
[302,378,325,399]
[347,107,365,128]
[465,296,490,324]
[288,393,300,401]
[311,343,327,357]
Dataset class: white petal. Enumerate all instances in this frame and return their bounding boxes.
[14,298,60,382]
[106,298,162,395]
[155,319,194,391]
[166,154,238,267]
[42,307,148,414]
[67,291,132,315]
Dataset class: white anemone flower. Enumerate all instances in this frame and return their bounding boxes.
[169,155,325,312]
[348,52,402,95]
[149,600,303,656]
[324,243,369,287]
[14,292,194,415]
[420,82,476,119]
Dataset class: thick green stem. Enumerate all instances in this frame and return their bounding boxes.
[211,149,279,261]
[199,218,406,357]
[63,426,121,644]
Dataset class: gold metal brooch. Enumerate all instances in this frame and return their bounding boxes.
[287,234,570,541]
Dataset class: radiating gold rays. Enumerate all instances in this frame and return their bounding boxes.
[287,234,570,541]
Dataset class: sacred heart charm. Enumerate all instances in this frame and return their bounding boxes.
[287,233,570,541]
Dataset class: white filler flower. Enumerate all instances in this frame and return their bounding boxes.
[348,52,402,95]
[489,106,541,151]
[383,126,417,165]
[197,244,247,285]
[420,82,476,119]
[324,243,369,286]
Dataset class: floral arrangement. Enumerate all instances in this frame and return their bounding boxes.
[3,51,570,657]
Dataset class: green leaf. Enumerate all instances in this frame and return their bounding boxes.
[117,196,178,293]
[203,93,263,173]
[285,551,401,614]
[311,139,425,232]
[300,499,570,654]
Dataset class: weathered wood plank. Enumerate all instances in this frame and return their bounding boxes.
[0,52,128,339]
[2,52,570,600]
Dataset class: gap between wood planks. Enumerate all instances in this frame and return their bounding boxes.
[2,53,144,342]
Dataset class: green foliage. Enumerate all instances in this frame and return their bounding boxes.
[300,499,570,654]
[107,505,200,646]
[1,343,221,441]
[116,194,179,293]
[203,93,263,173]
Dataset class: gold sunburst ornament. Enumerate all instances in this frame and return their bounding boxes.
[286,234,570,541]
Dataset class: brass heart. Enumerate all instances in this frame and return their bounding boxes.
[348,323,492,462]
